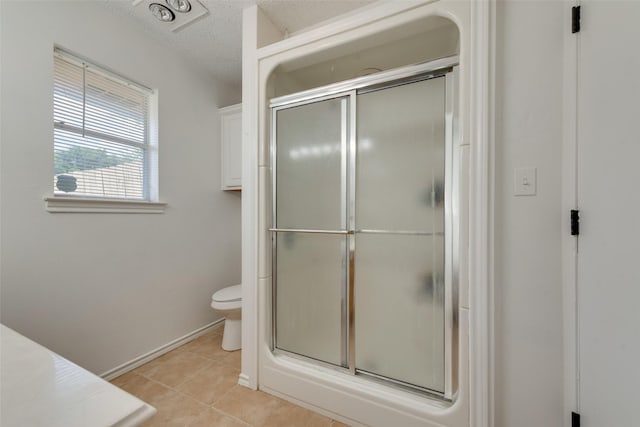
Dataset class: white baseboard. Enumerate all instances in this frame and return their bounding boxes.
[100,319,225,381]
[238,372,252,388]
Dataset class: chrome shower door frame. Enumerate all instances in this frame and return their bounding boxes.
[270,92,353,370]
[269,55,460,400]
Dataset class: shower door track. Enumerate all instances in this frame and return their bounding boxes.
[270,55,460,401]
[269,55,458,109]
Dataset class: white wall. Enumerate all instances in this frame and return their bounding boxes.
[0,1,241,375]
[494,1,564,426]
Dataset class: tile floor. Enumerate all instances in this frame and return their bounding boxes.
[112,328,349,427]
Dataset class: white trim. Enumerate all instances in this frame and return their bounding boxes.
[219,104,242,114]
[261,384,364,427]
[45,196,167,213]
[240,5,262,391]
[100,319,224,381]
[242,0,494,424]
[54,47,153,94]
[256,1,438,60]
[237,373,251,387]
[468,1,495,426]
[562,2,580,427]
[147,88,160,201]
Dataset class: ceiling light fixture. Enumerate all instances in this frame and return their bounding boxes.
[134,0,208,32]
[149,3,175,22]
[166,0,191,13]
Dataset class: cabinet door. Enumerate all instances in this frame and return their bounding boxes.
[220,104,242,190]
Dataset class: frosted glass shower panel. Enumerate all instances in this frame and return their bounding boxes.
[355,233,445,392]
[275,98,346,231]
[356,77,445,232]
[354,76,447,393]
[270,60,458,397]
[275,232,345,366]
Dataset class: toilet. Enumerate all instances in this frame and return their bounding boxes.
[211,284,242,351]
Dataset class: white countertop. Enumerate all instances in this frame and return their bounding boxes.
[0,324,156,427]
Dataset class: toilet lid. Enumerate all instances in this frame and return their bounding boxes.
[212,284,242,303]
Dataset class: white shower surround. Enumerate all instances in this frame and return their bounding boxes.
[240,1,494,425]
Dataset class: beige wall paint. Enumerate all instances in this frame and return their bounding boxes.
[494,1,564,426]
[0,1,241,374]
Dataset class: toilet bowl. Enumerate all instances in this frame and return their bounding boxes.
[211,284,242,351]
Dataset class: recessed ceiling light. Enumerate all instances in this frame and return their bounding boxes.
[166,0,191,13]
[149,3,175,22]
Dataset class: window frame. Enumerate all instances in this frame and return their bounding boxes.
[48,47,163,213]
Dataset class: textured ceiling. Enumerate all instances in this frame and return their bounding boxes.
[103,0,375,89]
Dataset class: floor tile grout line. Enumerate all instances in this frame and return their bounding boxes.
[169,333,239,367]
[172,357,222,389]
[121,371,248,425]
[158,351,241,397]
[124,370,217,412]
[135,347,236,390]
[207,383,239,407]
[128,363,244,415]
[174,380,258,427]
[117,368,344,426]
[179,348,241,368]
[119,371,344,427]
[208,406,253,427]
[115,332,343,427]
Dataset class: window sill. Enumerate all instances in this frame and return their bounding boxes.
[44,196,167,214]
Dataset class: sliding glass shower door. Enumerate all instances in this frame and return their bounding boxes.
[354,78,446,392]
[272,97,349,367]
[270,59,457,398]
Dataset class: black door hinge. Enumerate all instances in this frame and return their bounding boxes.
[571,210,580,236]
[572,411,581,427]
[572,6,581,33]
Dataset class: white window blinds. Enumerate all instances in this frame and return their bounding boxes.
[53,49,157,200]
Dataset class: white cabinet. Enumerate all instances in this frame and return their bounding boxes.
[220,103,242,190]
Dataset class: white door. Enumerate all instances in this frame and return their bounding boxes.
[577,2,640,425]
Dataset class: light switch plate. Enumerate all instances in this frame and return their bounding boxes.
[514,167,537,196]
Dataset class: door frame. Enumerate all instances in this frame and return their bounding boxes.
[562,2,579,427]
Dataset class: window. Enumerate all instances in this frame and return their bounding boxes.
[53,48,157,201]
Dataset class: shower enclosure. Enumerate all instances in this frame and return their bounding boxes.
[269,56,459,399]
